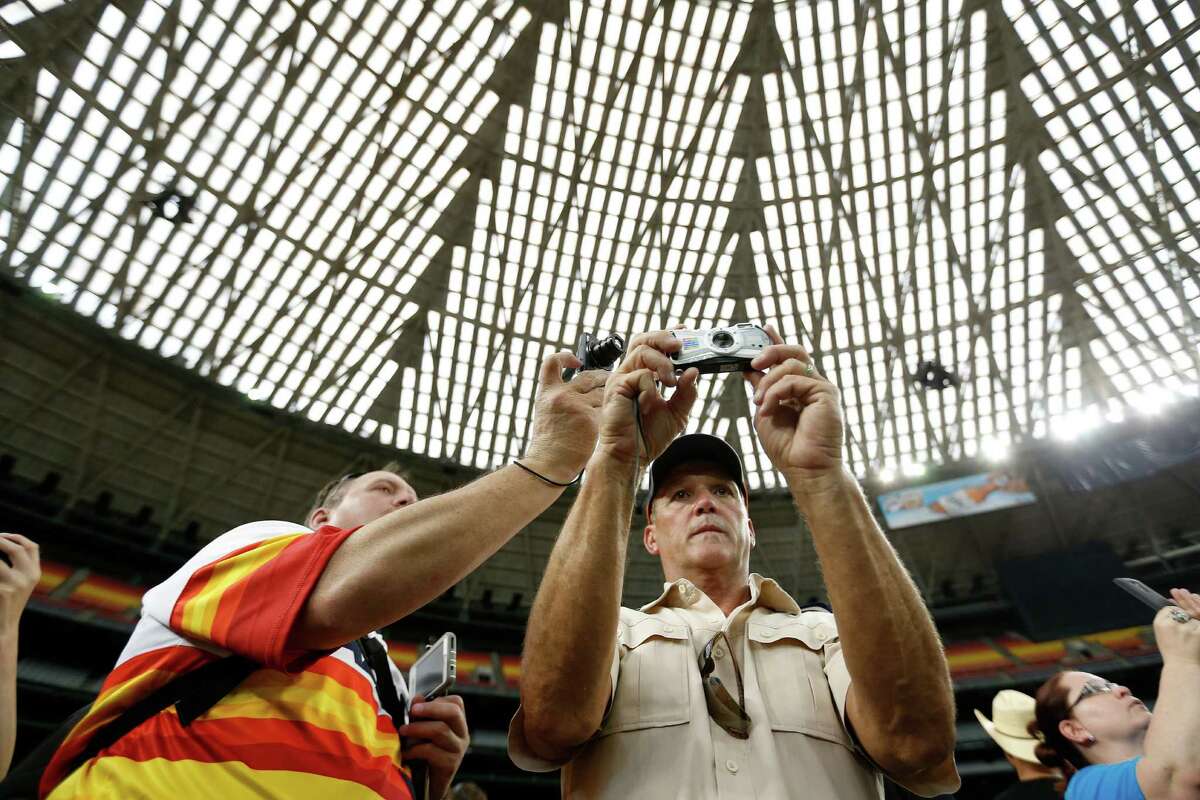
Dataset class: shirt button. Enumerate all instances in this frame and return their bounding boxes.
[726,759,739,774]
[713,646,725,660]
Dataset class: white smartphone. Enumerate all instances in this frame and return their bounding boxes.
[408,632,457,702]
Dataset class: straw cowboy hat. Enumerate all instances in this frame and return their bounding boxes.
[974,690,1041,763]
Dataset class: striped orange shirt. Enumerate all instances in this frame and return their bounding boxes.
[41,520,414,800]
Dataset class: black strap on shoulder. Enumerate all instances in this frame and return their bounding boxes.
[62,654,259,779]
[174,656,260,725]
[358,636,428,800]
[357,636,407,725]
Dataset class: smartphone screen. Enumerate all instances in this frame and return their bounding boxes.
[408,632,456,700]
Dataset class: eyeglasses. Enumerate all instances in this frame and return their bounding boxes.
[1067,680,1118,712]
[698,632,751,739]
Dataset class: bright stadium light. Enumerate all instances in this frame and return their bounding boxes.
[1137,392,1168,416]
[1052,408,1102,442]
[981,438,1009,463]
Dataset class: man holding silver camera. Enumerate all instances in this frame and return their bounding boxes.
[511,328,960,798]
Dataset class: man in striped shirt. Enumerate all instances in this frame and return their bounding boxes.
[40,351,606,799]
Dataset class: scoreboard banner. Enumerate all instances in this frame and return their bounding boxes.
[877,471,1037,529]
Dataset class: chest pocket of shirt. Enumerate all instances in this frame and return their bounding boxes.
[748,617,852,749]
[601,618,691,735]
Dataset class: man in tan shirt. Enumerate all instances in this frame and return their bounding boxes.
[510,329,960,798]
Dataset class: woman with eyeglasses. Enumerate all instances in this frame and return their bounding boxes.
[1028,588,1200,800]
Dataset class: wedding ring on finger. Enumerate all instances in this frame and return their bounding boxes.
[1169,608,1191,624]
[803,361,815,377]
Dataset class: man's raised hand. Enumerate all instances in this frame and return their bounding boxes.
[522,351,607,484]
[598,331,699,466]
[744,326,845,482]
[0,533,39,644]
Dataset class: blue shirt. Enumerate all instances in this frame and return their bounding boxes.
[1066,758,1144,800]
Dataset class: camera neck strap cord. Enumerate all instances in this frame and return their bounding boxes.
[632,392,647,475]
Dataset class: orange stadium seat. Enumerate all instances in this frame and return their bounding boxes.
[944,640,1014,677]
[997,634,1067,666]
[34,560,74,595]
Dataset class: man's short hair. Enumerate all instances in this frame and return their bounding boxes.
[306,461,410,522]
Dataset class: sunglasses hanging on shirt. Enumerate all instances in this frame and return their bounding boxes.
[698,631,751,739]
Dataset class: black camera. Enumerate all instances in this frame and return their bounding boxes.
[562,332,625,381]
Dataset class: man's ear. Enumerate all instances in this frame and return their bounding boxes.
[308,507,331,529]
[747,518,756,550]
[644,523,660,556]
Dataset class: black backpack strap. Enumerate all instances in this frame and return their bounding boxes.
[174,656,259,725]
[62,654,258,779]
[357,636,407,725]
[357,636,426,800]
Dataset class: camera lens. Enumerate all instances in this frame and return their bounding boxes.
[588,334,626,368]
[711,330,735,350]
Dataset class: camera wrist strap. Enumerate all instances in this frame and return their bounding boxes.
[511,460,583,487]
[513,392,650,489]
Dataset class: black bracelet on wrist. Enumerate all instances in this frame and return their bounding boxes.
[512,460,583,487]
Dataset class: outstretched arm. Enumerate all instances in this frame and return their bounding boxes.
[292,352,606,650]
[747,329,959,797]
[796,472,959,796]
[518,453,638,761]
[519,332,698,761]
[0,534,40,779]
[1137,593,1200,800]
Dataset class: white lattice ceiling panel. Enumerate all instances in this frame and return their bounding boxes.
[2,0,1197,488]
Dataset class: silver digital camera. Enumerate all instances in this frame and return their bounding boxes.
[670,323,771,374]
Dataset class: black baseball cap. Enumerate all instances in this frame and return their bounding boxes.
[644,433,749,517]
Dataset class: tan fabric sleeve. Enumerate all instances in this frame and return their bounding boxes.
[507,705,565,773]
[816,612,864,754]
[823,640,853,729]
[507,640,622,772]
[601,634,622,723]
[825,635,881,766]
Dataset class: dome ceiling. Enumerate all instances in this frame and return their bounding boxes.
[2,0,1198,488]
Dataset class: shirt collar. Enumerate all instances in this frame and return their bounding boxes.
[640,573,802,615]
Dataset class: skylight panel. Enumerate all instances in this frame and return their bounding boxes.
[4,0,1196,483]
